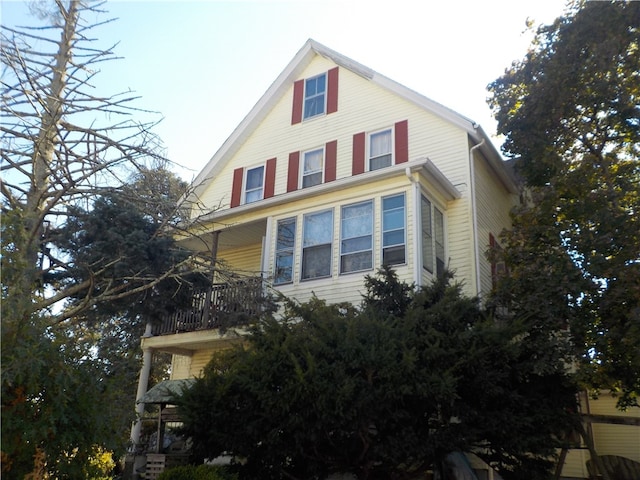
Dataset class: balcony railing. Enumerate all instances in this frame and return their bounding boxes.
[152,277,263,336]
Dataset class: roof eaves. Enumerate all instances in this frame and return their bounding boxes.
[190,40,319,199]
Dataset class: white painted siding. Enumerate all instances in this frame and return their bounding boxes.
[170,354,191,380]
[473,149,518,297]
[189,349,217,377]
[219,243,263,276]
[589,394,640,463]
[561,393,640,478]
[197,55,472,220]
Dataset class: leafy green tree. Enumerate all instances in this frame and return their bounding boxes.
[176,269,577,480]
[488,0,640,407]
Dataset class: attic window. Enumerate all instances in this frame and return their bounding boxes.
[304,73,326,119]
[292,67,338,125]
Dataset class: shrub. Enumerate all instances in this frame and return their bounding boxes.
[157,464,238,480]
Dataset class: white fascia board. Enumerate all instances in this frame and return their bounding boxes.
[418,158,462,201]
[469,126,519,194]
[189,40,318,199]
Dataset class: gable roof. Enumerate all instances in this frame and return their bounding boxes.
[190,39,517,199]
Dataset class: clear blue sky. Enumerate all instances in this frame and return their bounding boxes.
[1,0,569,180]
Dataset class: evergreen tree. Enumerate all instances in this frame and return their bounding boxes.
[176,269,578,480]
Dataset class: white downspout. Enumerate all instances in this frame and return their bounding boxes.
[469,137,485,297]
[405,167,421,287]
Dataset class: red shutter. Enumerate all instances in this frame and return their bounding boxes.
[327,67,339,114]
[264,157,277,198]
[231,167,244,207]
[291,79,304,125]
[287,151,300,192]
[395,120,408,164]
[352,132,365,175]
[325,140,337,182]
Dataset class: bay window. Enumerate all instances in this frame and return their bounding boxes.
[275,218,296,285]
[301,210,333,280]
[382,194,406,265]
[340,200,373,273]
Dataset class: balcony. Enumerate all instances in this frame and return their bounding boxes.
[151,277,264,336]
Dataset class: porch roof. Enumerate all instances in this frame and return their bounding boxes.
[137,379,196,404]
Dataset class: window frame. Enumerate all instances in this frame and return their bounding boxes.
[301,209,334,281]
[434,208,445,276]
[340,200,374,274]
[243,164,265,204]
[421,194,446,276]
[274,217,296,285]
[301,147,325,189]
[368,127,393,171]
[303,72,327,120]
[381,193,406,266]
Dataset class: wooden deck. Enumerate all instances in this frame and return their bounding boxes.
[152,277,264,335]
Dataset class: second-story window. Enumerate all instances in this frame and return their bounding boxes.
[340,200,373,274]
[274,218,296,285]
[434,208,445,276]
[382,194,406,265]
[244,165,264,204]
[304,73,326,120]
[369,129,392,171]
[302,209,333,280]
[421,195,445,276]
[302,148,324,188]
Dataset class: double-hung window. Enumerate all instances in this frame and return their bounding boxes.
[421,195,445,276]
[369,129,392,171]
[302,148,324,188]
[382,194,406,265]
[244,165,264,204]
[340,200,373,274]
[434,208,445,276]
[301,210,333,280]
[304,73,326,120]
[421,196,434,272]
[274,218,296,285]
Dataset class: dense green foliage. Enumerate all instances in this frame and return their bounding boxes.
[157,464,238,480]
[1,168,203,478]
[177,269,578,480]
[488,1,640,407]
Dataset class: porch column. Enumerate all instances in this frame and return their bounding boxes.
[130,322,154,450]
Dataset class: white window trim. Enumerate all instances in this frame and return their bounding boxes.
[339,200,374,275]
[243,164,266,204]
[420,192,447,276]
[274,217,297,285]
[381,193,407,266]
[303,72,327,121]
[301,208,334,281]
[367,127,394,172]
[300,146,325,189]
